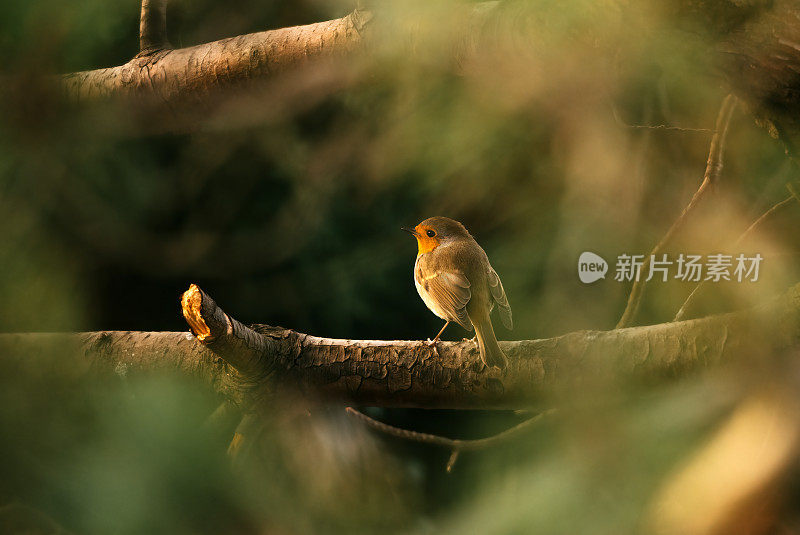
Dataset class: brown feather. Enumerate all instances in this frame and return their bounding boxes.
[408,216,513,369]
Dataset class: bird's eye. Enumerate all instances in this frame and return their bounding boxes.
[426,230,436,238]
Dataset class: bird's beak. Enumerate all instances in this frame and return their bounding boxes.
[401,227,418,237]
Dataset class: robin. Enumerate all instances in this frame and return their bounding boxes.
[403,216,513,368]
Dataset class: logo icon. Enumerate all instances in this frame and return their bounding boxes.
[578,252,608,284]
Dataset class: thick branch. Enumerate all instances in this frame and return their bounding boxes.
[2,284,799,410]
[60,10,371,132]
[181,283,272,380]
[0,330,244,404]
[178,283,800,408]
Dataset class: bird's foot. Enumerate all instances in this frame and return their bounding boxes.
[424,338,440,357]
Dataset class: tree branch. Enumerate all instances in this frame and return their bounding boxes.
[44,1,800,144]
[0,330,244,404]
[181,283,271,381]
[616,95,738,328]
[2,283,799,409]
[176,282,800,408]
[60,9,373,133]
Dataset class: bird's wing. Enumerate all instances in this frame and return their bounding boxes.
[416,269,473,330]
[487,266,513,330]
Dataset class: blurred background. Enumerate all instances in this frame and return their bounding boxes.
[2,0,800,533]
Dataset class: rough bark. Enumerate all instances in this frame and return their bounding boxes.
[0,330,244,404]
[219,292,800,408]
[4,283,793,410]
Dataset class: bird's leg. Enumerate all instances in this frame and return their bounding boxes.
[427,321,450,347]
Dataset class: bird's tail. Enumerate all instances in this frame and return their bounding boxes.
[474,312,507,369]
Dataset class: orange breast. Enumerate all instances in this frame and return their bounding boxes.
[416,235,440,255]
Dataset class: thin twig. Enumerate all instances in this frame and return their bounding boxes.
[612,107,715,133]
[674,186,800,321]
[737,196,797,245]
[616,94,738,328]
[345,407,555,472]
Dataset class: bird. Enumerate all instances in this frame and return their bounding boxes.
[402,216,513,368]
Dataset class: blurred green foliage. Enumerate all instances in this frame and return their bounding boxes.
[1,0,800,533]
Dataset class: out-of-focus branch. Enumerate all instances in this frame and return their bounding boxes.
[616,95,737,328]
[0,330,244,404]
[138,0,170,55]
[646,390,800,535]
[44,0,800,143]
[61,10,373,133]
[674,189,800,321]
